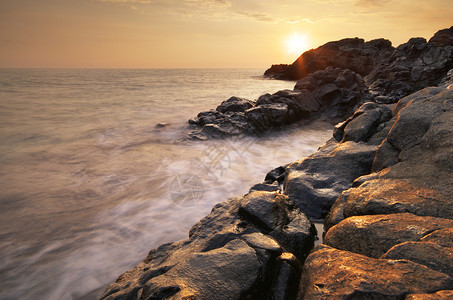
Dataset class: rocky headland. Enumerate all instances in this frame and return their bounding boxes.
[101,27,453,299]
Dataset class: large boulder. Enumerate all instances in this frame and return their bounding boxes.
[264,38,394,80]
[283,140,377,220]
[298,245,453,299]
[324,213,453,258]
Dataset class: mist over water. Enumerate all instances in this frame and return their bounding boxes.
[0,69,332,299]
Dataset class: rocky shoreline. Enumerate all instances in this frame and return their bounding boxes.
[100,27,453,299]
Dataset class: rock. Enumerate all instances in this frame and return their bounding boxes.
[187,67,369,139]
[381,241,453,277]
[406,290,453,299]
[344,103,391,142]
[239,191,316,259]
[245,103,290,132]
[264,38,394,80]
[333,102,392,143]
[298,245,453,299]
[101,192,316,299]
[264,165,288,184]
[269,253,300,300]
[138,239,262,300]
[324,213,453,258]
[341,179,453,220]
[284,140,377,220]
[249,182,281,193]
[420,228,453,248]
[327,80,453,227]
[216,96,254,113]
[366,27,453,101]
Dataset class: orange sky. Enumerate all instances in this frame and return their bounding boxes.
[1,0,452,68]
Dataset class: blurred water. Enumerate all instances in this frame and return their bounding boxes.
[0,69,332,299]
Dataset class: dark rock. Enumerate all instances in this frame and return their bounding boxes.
[245,103,290,132]
[298,244,453,299]
[249,182,281,193]
[265,38,394,80]
[216,96,254,113]
[428,26,453,46]
[269,253,300,300]
[366,27,453,101]
[324,213,453,258]
[239,191,316,259]
[264,165,288,184]
[101,192,316,299]
[201,124,227,138]
[284,140,377,220]
[139,239,261,300]
[187,67,368,139]
[333,102,392,143]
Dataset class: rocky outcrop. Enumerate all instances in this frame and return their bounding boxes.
[265,27,453,104]
[105,28,453,300]
[366,26,453,102]
[188,67,369,139]
[298,245,453,299]
[300,75,453,299]
[100,191,315,299]
[264,38,394,80]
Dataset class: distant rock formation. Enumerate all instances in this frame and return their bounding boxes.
[188,26,453,140]
[188,67,370,140]
[264,38,394,80]
[366,26,453,102]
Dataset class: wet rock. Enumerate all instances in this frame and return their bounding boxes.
[264,37,394,80]
[101,192,316,299]
[249,182,281,193]
[324,213,453,258]
[284,140,377,220]
[216,96,254,113]
[139,239,261,300]
[239,191,316,259]
[264,165,288,184]
[245,103,290,131]
[333,102,392,143]
[298,244,453,299]
[187,67,368,139]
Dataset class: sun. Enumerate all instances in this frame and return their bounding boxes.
[286,33,310,55]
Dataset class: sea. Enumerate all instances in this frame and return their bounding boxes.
[0,69,333,299]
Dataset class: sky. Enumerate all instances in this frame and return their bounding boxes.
[0,0,452,68]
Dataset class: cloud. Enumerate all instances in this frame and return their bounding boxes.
[184,0,231,8]
[287,18,315,24]
[355,0,392,7]
[99,0,153,3]
[234,11,277,23]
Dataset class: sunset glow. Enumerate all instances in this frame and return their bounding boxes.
[0,1,452,68]
[286,33,310,55]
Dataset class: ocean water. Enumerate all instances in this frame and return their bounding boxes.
[0,69,332,299]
